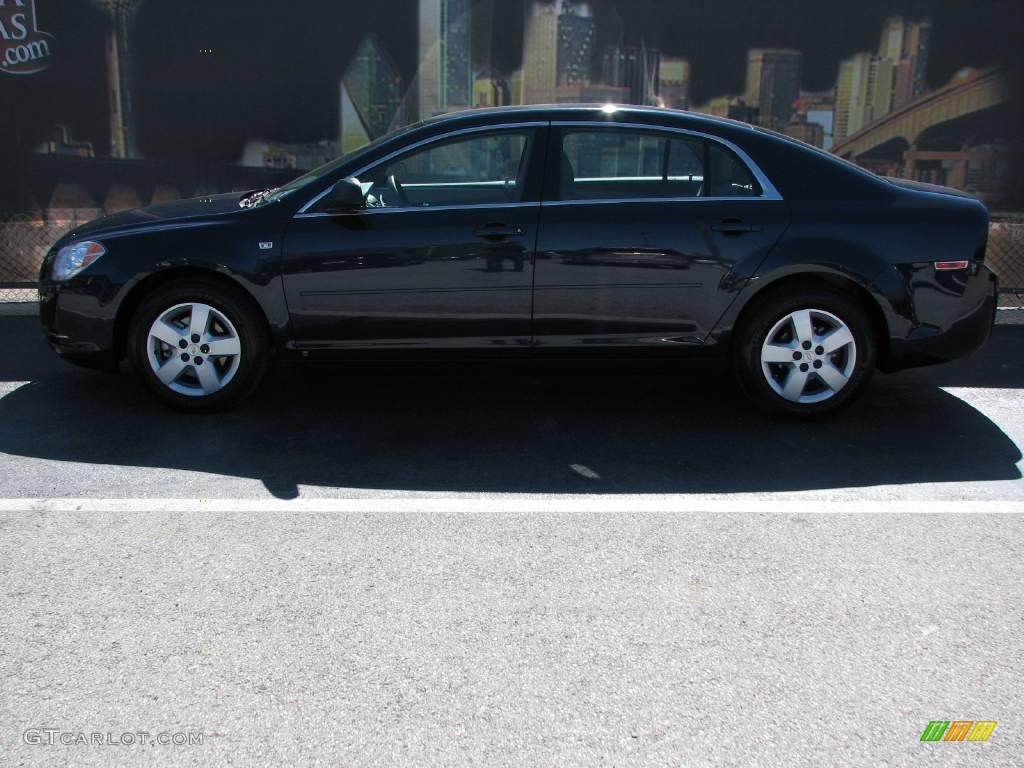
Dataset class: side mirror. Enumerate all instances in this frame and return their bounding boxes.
[323,177,366,212]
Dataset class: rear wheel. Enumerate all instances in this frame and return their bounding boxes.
[128,279,268,410]
[734,286,876,419]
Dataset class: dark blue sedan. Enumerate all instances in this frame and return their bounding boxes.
[39,104,997,417]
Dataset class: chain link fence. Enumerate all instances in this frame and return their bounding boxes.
[3,210,1024,305]
[0,213,86,303]
[988,214,1024,307]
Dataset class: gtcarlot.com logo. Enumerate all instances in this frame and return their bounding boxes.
[920,720,997,742]
[24,728,203,747]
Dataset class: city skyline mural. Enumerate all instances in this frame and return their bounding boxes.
[0,0,1020,220]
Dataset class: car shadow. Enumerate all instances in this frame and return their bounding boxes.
[1,318,1021,499]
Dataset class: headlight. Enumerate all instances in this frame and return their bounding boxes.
[52,241,106,281]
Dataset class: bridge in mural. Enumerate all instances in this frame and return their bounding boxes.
[831,68,1010,204]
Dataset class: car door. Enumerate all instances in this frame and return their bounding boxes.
[532,123,790,354]
[282,124,547,350]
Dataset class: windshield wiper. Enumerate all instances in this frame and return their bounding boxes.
[238,187,278,208]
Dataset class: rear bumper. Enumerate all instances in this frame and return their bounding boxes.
[884,264,998,370]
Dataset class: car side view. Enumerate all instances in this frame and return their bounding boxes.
[38,105,997,418]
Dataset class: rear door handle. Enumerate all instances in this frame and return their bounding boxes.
[474,224,525,240]
[710,220,761,235]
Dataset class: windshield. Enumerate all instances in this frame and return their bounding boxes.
[260,121,425,205]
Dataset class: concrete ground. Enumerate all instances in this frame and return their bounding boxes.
[0,314,1022,500]
[1,312,1022,766]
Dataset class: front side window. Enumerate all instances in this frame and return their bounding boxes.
[353,130,533,209]
[557,128,761,200]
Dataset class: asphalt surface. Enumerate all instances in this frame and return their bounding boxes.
[1,511,1023,767]
[1,313,1023,766]
[0,314,1022,500]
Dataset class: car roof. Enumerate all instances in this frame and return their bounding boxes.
[420,103,760,135]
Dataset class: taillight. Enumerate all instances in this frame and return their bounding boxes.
[934,260,970,271]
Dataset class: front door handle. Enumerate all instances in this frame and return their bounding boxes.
[474,224,525,240]
[710,219,761,235]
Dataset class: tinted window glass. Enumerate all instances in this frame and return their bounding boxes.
[566,131,665,178]
[707,143,761,197]
[356,131,531,209]
[558,129,764,200]
[560,130,705,200]
[666,138,705,180]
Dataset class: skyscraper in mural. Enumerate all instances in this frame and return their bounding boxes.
[658,57,690,110]
[880,17,931,110]
[833,52,873,141]
[745,49,802,130]
[521,0,595,105]
[558,2,595,86]
[340,35,404,153]
[92,0,142,158]
[832,17,931,142]
[602,45,661,106]
[418,0,473,119]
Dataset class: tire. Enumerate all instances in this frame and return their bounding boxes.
[128,278,269,411]
[733,286,876,419]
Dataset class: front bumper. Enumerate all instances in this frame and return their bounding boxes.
[39,280,120,372]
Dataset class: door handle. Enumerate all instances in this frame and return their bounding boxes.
[474,224,525,240]
[710,219,761,235]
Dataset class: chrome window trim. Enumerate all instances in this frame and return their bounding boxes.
[295,117,783,217]
[402,180,514,188]
[295,201,540,219]
[540,196,775,208]
[551,119,783,201]
[296,121,547,215]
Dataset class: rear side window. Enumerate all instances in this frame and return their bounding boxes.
[706,143,761,197]
[557,128,761,201]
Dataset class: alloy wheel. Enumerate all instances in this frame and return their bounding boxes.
[760,308,857,404]
[146,302,242,397]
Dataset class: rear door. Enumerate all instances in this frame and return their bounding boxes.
[282,125,547,350]
[532,123,789,353]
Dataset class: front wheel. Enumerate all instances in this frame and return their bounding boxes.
[128,279,268,411]
[734,287,876,419]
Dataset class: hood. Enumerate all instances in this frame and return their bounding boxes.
[65,191,251,239]
[886,177,977,200]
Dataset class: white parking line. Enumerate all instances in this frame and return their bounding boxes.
[0,381,29,396]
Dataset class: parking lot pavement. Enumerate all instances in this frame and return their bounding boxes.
[1,315,1022,767]
[1,510,1022,767]
[0,314,1022,501]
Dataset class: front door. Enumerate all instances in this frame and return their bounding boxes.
[282,126,546,350]
[533,125,790,353]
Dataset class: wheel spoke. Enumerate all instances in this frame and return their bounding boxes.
[189,303,212,340]
[193,361,221,394]
[820,325,854,354]
[790,309,814,345]
[150,320,184,348]
[762,343,798,364]
[205,336,240,357]
[155,356,186,386]
[816,361,850,392]
[781,368,810,401]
